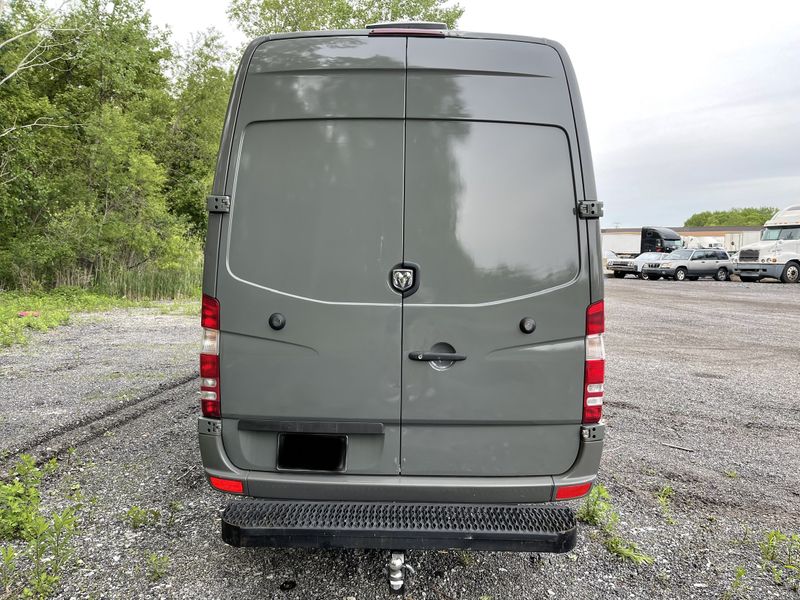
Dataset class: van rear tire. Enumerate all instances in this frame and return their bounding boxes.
[714,268,729,281]
[780,262,800,283]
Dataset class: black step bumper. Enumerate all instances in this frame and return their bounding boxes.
[221,500,577,553]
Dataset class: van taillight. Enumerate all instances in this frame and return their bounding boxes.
[584,300,605,424]
[586,299,604,335]
[208,476,243,494]
[555,481,592,500]
[201,294,220,329]
[200,294,221,418]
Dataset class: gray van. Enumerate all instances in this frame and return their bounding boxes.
[199,22,605,587]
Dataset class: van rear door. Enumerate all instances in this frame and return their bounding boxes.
[216,36,406,475]
[399,38,591,476]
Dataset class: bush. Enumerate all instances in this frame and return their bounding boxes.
[0,455,78,598]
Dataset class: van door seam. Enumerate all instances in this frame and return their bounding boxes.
[398,35,409,475]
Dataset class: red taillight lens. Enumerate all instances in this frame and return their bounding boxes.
[200,353,219,378]
[200,294,221,418]
[555,481,592,500]
[586,300,604,335]
[583,358,604,424]
[200,353,220,418]
[201,294,220,330]
[201,398,221,419]
[208,476,243,494]
[584,300,605,424]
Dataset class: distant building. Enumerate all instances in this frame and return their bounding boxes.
[602,226,762,254]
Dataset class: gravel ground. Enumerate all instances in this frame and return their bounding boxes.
[0,306,199,458]
[2,279,799,599]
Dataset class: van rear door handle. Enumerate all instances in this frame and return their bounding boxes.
[408,351,466,362]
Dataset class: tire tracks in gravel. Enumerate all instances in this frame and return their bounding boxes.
[1,372,198,472]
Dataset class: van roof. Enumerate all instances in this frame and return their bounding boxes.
[244,28,564,51]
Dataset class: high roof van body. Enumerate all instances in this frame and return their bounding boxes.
[198,23,606,560]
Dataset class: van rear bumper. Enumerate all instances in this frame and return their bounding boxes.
[221,499,577,552]
[198,419,604,504]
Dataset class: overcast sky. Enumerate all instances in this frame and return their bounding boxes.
[145,0,800,227]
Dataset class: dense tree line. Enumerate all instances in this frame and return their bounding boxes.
[0,0,460,294]
[684,207,779,228]
[0,0,231,292]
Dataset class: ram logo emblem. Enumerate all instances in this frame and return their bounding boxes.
[391,268,414,292]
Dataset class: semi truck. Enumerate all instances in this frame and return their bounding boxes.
[604,226,682,258]
[734,205,800,283]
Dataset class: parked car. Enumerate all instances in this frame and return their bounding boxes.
[608,252,670,279]
[198,21,605,589]
[642,248,733,281]
[603,249,618,274]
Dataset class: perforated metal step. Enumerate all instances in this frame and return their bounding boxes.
[222,500,577,552]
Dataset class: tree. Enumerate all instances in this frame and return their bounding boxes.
[227,0,463,38]
[684,207,779,227]
[160,30,234,235]
[0,0,80,141]
[0,0,199,292]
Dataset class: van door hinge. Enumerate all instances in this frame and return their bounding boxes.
[576,200,603,219]
[207,195,231,213]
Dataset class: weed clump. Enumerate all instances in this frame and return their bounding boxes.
[759,530,799,590]
[146,553,170,582]
[124,506,161,529]
[0,455,79,598]
[654,485,676,525]
[721,566,748,600]
[577,484,654,565]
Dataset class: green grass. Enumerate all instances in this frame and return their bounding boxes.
[577,484,654,566]
[721,566,747,600]
[146,553,170,582]
[0,286,198,347]
[156,301,200,317]
[655,485,676,524]
[90,263,201,300]
[758,530,800,589]
[123,506,161,529]
[0,455,80,598]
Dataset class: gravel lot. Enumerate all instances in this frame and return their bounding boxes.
[0,306,198,459]
[1,279,799,599]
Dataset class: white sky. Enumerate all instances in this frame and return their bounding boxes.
[146,0,800,227]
